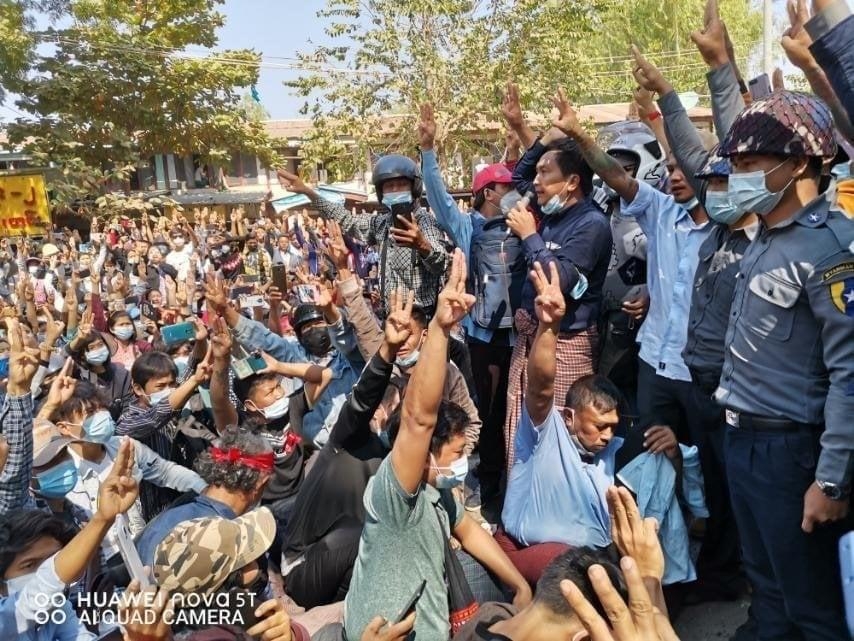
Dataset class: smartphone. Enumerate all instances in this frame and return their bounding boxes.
[78,243,91,253]
[272,264,288,294]
[161,321,195,346]
[296,284,319,304]
[232,352,267,379]
[114,513,150,588]
[242,274,260,284]
[391,210,413,229]
[394,580,426,624]
[230,285,254,299]
[240,294,265,309]
[749,73,772,101]
[77,268,91,279]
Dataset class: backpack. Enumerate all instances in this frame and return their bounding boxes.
[469,216,527,329]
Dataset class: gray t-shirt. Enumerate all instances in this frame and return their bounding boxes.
[344,456,464,641]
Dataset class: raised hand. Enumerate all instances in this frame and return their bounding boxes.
[607,486,665,581]
[434,249,475,330]
[500,81,525,129]
[781,0,816,71]
[560,556,679,641]
[530,261,566,326]
[44,357,77,408]
[418,103,437,151]
[631,46,671,96]
[277,168,311,195]
[505,199,537,241]
[192,342,214,384]
[189,316,208,342]
[6,318,41,395]
[384,289,415,348]
[209,317,233,362]
[77,309,95,339]
[551,88,581,135]
[204,272,229,316]
[690,0,729,68]
[96,437,139,522]
[325,220,350,270]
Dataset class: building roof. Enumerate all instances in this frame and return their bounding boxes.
[261,103,714,143]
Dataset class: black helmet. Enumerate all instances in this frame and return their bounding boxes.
[372,154,423,201]
[291,304,325,334]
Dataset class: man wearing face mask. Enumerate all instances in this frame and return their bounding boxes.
[277,155,451,316]
[501,88,613,479]
[419,103,527,513]
[243,232,272,281]
[344,250,531,641]
[45,382,206,560]
[205,274,361,447]
[714,90,854,640]
[551,91,714,455]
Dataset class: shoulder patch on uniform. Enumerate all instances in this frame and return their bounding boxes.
[829,277,854,316]
[822,262,854,282]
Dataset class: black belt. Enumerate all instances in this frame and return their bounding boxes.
[725,409,822,432]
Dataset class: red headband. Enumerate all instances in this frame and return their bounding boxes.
[209,447,274,473]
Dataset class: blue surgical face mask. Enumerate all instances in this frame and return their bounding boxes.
[540,183,569,216]
[148,387,174,405]
[728,160,793,216]
[85,345,110,365]
[34,459,79,499]
[173,356,189,379]
[831,161,851,181]
[83,410,116,443]
[0,355,8,379]
[431,454,468,489]
[112,325,135,341]
[382,191,413,209]
[704,189,742,225]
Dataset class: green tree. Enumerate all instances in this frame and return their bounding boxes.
[1,0,280,211]
[289,0,761,181]
[286,0,600,184]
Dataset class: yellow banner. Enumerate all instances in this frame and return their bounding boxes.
[0,173,51,237]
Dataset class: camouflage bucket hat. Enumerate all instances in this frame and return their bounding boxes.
[695,144,731,180]
[720,90,837,159]
[153,507,276,595]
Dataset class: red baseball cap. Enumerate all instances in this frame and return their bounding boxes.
[472,164,514,195]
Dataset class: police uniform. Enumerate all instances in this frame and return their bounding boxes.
[715,90,854,640]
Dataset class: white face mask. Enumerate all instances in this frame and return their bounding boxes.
[148,387,175,405]
[4,572,35,595]
[258,393,289,421]
[431,454,468,489]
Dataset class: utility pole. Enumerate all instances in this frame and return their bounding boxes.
[763,0,774,75]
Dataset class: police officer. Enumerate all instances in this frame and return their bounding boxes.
[715,90,854,640]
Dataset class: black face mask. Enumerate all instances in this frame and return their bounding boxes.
[299,325,332,356]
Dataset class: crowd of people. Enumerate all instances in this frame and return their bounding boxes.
[1,0,853,639]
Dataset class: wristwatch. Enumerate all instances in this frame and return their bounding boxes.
[816,479,850,501]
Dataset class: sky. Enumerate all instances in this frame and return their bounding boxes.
[217,0,327,120]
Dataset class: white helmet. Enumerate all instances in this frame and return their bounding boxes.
[597,121,667,197]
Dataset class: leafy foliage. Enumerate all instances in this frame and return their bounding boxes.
[1,0,280,211]
[289,0,761,182]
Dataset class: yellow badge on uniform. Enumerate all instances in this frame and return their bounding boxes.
[830,277,854,317]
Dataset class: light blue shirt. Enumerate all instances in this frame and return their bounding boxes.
[501,405,621,547]
[617,445,708,585]
[621,181,712,381]
[0,554,94,641]
[421,149,509,344]
[232,315,361,445]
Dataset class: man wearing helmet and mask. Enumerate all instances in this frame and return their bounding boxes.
[595,120,666,398]
[277,158,450,316]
